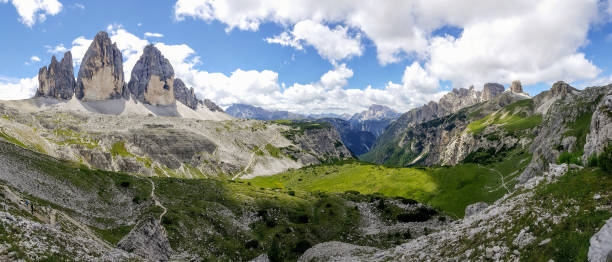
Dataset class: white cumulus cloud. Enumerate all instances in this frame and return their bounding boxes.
[266,20,362,63]
[174,0,604,90]
[2,0,63,27]
[0,76,37,100]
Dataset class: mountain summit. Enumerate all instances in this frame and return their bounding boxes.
[128,44,176,106]
[76,31,126,101]
[36,51,75,99]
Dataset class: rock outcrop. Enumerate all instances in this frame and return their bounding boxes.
[583,86,612,162]
[128,45,175,106]
[588,217,612,262]
[36,51,76,99]
[550,81,577,98]
[465,202,489,217]
[117,217,173,261]
[482,83,505,101]
[510,80,523,93]
[173,78,198,109]
[76,31,125,101]
[203,99,223,112]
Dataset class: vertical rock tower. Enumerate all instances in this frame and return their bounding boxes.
[36,51,76,99]
[128,44,175,106]
[76,31,125,101]
[481,83,505,101]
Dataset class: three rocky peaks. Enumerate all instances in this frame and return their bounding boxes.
[36,31,219,111]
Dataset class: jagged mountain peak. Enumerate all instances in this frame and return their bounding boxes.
[76,30,125,101]
[551,81,578,97]
[350,104,400,122]
[128,44,176,106]
[36,51,75,100]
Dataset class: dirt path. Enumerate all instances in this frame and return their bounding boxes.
[148,178,167,223]
[484,167,510,194]
[232,133,279,180]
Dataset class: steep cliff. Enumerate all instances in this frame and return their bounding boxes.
[76,31,125,101]
[128,45,175,106]
[36,51,76,99]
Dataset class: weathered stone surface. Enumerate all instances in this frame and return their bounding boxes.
[510,80,523,93]
[482,83,505,100]
[76,31,125,101]
[465,202,488,217]
[128,45,175,106]
[36,51,75,99]
[118,217,173,261]
[551,81,577,98]
[589,217,612,262]
[583,87,612,162]
[173,78,198,109]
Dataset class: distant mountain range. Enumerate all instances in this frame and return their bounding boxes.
[225,103,401,155]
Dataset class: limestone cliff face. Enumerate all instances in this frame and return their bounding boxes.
[481,83,505,101]
[76,31,125,101]
[128,45,175,106]
[363,83,508,164]
[583,86,612,163]
[173,78,198,109]
[510,80,524,93]
[36,51,76,99]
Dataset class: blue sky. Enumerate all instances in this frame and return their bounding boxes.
[1,0,612,114]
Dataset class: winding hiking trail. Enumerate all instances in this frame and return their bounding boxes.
[232,133,279,180]
[148,178,167,223]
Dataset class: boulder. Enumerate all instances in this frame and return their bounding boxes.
[588,217,612,262]
[76,31,125,101]
[36,51,75,99]
[128,44,175,106]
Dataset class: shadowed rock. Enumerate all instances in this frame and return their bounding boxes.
[173,78,198,109]
[36,51,75,99]
[128,45,176,106]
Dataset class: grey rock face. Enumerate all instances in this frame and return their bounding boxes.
[76,31,125,101]
[128,45,176,106]
[173,78,198,109]
[118,217,173,261]
[36,52,76,99]
[551,81,577,98]
[129,127,217,169]
[465,202,489,217]
[588,217,612,262]
[510,80,523,93]
[583,87,612,162]
[482,83,505,101]
[203,99,223,112]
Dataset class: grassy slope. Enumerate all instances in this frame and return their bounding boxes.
[520,167,612,261]
[247,149,531,217]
